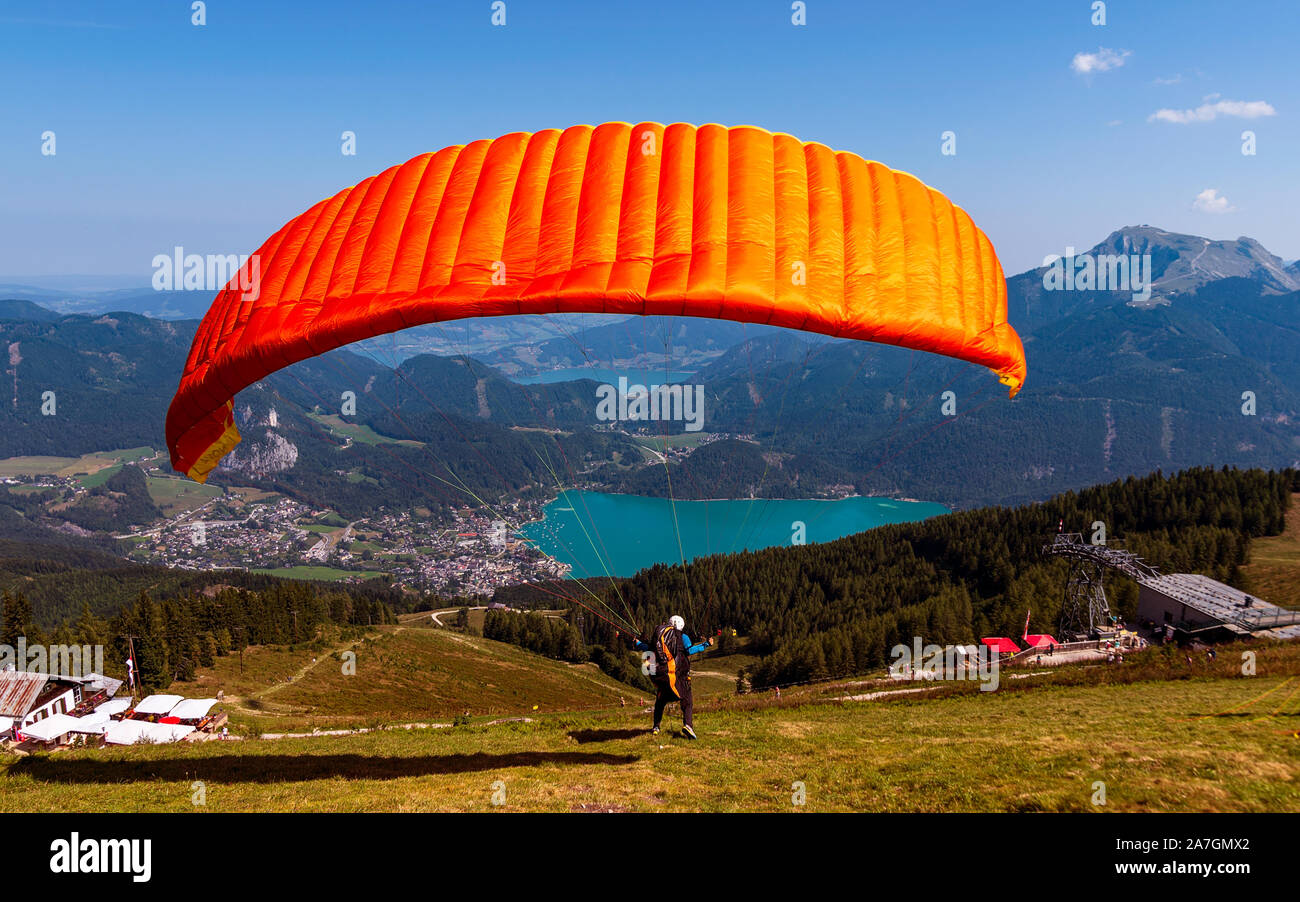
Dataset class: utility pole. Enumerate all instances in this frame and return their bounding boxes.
[121,634,140,701]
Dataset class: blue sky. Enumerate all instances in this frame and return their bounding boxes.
[3,0,1296,279]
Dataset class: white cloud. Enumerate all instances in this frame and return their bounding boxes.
[1193,188,1235,214]
[1149,98,1276,124]
[1106,119,1123,127]
[1071,47,1131,75]
[1153,74,1183,85]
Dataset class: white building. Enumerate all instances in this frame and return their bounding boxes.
[0,671,124,740]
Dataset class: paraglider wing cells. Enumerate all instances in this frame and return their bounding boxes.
[166,122,1026,482]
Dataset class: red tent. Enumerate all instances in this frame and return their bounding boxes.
[1023,634,1060,648]
[981,637,1021,654]
[158,716,181,724]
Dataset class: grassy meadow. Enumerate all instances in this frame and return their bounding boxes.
[3,658,1297,813]
[2,487,1297,813]
[166,624,639,736]
[1242,493,1300,610]
[0,446,155,483]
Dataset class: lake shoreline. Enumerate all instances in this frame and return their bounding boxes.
[518,490,949,579]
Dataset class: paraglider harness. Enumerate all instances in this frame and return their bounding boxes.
[635,622,715,732]
[651,623,677,679]
[639,622,713,693]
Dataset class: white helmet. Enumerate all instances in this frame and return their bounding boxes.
[669,615,685,631]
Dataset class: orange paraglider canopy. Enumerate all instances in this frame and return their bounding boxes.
[167,122,1026,482]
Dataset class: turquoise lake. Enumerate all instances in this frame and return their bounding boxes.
[517,491,949,578]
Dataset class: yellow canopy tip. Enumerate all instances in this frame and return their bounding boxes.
[185,420,242,484]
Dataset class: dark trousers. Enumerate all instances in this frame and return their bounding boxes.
[653,675,693,729]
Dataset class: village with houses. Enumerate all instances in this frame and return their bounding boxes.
[121,493,571,596]
[0,433,575,599]
[0,453,569,597]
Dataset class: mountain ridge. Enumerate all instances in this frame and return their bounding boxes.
[0,224,1294,514]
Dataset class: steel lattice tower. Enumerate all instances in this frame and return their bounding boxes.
[1057,555,1113,637]
[1043,533,1160,638]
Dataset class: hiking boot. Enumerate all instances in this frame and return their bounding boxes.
[682,725,698,740]
[651,725,660,735]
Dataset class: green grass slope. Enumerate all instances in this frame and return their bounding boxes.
[5,646,1298,813]
[1242,493,1300,610]
[170,624,641,735]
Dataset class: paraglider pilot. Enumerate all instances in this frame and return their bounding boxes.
[634,615,714,739]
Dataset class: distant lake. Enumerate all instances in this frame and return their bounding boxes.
[511,367,695,385]
[517,491,949,579]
